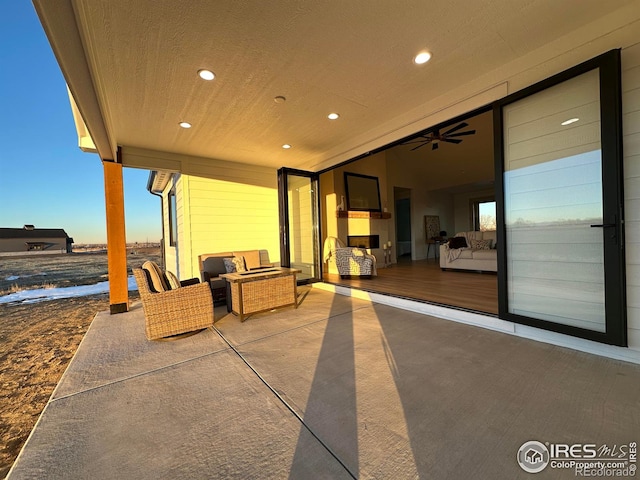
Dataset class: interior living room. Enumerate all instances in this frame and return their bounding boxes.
[320,108,498,314]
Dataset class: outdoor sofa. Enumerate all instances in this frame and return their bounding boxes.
[198,250,274,302]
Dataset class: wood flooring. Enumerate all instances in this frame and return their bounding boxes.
[323,257,498,315]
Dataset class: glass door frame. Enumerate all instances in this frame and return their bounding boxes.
[493,49,627,346]
[277,167,323,284]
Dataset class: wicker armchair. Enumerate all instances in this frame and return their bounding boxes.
[133,266,214,340]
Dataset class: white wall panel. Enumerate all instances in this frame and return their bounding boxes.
[623,42,640,351]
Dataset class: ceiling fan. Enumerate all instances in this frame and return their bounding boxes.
[402,122,476,151]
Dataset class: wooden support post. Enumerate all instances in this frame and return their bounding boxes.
[103,160,129,314]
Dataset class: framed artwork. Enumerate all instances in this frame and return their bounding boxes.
[344,172,381,211]
[424,215,441,242]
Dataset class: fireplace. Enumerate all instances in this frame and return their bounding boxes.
[347,235,380,249]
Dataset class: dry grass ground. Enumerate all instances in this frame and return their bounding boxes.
[0,249,160,478]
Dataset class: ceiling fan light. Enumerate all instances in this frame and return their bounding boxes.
[414,51,432,65]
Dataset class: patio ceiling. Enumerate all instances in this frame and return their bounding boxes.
[33,0,636,173]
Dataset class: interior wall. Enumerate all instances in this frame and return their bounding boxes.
[453,188,495,234]
[319,151,393,268]
[413,190,455,259]
[386,150,461,260]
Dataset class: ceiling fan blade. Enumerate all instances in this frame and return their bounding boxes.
[442,122,469,136]
[443,138,463,144]
[445,129,476,138]
[411,142,431,151]
[432,142,439,150]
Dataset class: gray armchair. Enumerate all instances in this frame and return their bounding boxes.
[334,247,377,279]
[323,236,377,279]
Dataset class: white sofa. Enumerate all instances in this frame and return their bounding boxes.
[439,231,497,272]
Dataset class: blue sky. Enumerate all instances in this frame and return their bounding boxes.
[0,3,160,245]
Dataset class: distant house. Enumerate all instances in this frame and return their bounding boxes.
[0,225,74,254]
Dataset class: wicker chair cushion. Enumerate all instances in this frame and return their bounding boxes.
[142,261,169,292]
[165,270,182,290]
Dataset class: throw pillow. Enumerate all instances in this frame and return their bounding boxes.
[471,239,492,250]
[223,258,237,273]
[232,256,247,272]
[165,270,182,290]
[448,237,467,249]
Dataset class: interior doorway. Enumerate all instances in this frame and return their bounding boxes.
[394,187,412,261]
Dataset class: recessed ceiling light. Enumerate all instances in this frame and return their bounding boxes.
[561,117,579,126]
[414,51,432,65]
[274,96,287,104]
[179,122,192,129]
[328,113,340,120]
[282,144,292,149]
[198,69,215,81]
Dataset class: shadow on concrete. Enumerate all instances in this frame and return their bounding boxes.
[288,295,359,479]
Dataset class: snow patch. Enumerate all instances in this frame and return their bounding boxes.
[0,276,138,305]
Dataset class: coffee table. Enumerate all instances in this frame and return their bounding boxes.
[220,267,301,321]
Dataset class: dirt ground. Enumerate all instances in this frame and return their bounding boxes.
[0,249,159,478]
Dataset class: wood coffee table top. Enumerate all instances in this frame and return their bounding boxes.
[220,267,301,283]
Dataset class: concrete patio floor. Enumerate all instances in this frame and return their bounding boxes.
[7,286,640,479]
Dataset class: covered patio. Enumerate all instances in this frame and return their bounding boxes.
[8,286,640,479]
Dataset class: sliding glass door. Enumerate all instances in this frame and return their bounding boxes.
[277,168,322,283]
[495,50,626,346]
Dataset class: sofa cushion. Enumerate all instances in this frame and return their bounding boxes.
[472,249,497,260]
[210,278,227,290]
[233,250,261,270]
[201,255,230,278]
[142,261,169,292]
[457,249,474,260]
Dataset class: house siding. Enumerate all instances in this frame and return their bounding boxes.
[0,228,72,254]
[622,42,640,350]
[152,155,280,280]
[0,237,70,254]
[182,175,280,279]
